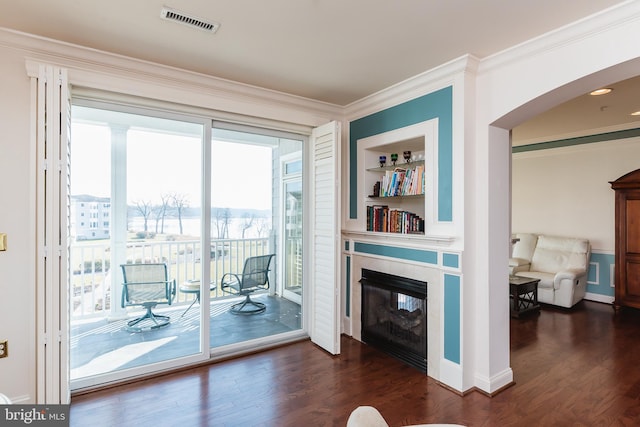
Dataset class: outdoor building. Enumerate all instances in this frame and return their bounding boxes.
[70,195,111,241]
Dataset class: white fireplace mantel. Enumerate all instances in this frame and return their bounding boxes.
[344,248,444,382]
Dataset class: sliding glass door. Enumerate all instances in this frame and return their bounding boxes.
[69,102,306,389]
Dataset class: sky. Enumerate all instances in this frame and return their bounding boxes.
[70,121,273,211]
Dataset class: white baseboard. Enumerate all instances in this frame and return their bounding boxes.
[584,293,614,304]
[474,367,513,394]
[439,358,466,392]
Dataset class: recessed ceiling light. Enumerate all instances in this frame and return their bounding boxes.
[631,111,640,116]
[589,88,613,96]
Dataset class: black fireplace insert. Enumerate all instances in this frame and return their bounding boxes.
[360,269,427,373]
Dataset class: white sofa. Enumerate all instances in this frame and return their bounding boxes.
[510,233,591,308]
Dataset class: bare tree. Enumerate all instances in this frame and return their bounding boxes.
[240,213,255,239]
[170,193,189,235]
[133,200,153,232]
[212,208,223,238]
[152,194,172,234]
[213,208,232,239]
[255,217,270,238]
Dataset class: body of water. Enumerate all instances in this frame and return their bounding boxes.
[128,217,271,239]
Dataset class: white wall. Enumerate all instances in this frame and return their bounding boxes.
[0,45,36,402]
[512,137,640,251]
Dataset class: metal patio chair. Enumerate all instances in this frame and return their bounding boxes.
[121,263,176,331]
[220,254,275,315]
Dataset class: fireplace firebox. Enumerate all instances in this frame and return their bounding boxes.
[360,269,427,373]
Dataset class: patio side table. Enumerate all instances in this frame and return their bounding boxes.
[179,280,216,317]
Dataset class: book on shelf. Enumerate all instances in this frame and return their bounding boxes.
[366,205,425,234]
[371,181,381,197]
[377,165,425,197]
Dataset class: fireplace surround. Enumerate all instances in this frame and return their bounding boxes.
[360,268,427,373]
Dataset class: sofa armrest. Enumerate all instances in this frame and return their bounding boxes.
[509,257,529,267]
[509,257,530,274]
[553,268,587,290]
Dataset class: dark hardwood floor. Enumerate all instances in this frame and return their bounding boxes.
[70,301,640,426]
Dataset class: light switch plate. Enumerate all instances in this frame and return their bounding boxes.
[0,233,6,251]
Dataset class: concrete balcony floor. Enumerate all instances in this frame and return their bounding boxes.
[70,293,302,381]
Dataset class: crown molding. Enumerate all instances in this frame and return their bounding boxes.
[344,55,480,122]
[512,125,640,158]
[513,122,640,147]
[512,133,640,160]
[1,27,342,127]
[477,0,640,75]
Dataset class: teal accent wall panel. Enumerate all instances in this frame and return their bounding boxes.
[349,86,453,221]
[444,274,461,364]
[587,252,614,298]
[513,127,640,154]
[354,242,438,264]
[442,253,459,269]
[346,255,351,317]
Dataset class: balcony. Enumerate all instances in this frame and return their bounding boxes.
[70,236,302,382]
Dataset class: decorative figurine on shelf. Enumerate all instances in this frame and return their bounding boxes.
[390,153,398,166]
[379,155,386,167]
[403,150,412,163]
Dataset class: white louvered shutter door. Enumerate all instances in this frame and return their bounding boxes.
[309,121,341,355]
[30,63,71,404]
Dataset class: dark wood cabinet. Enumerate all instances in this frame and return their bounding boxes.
[610,169,640,310]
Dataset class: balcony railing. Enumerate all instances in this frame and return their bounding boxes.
[70,237,271,319]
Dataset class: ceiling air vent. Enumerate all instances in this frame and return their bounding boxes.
[160,6,220,33]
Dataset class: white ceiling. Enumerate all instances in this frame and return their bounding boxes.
[513,75,640,144]
[1,0,638,140]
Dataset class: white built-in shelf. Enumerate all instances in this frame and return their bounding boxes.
[366,194,424,200]
[344,230,455,246]
[355,118,456,240]
[365,159,425,172]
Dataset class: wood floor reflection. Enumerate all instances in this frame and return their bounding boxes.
[70,301,640,426]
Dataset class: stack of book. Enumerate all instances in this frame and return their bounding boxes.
[377,165,425,197]
[366,205,425,234]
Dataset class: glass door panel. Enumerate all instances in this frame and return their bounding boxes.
[210,126,303,348]
[69,104,205,388]
[283,178,303,304]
